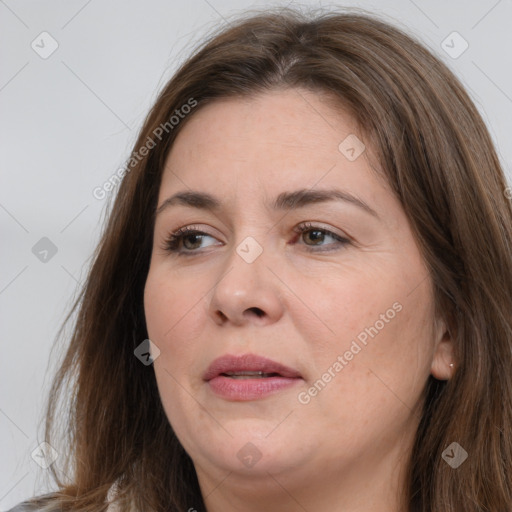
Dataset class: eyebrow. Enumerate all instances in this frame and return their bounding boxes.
[156,188,379,218]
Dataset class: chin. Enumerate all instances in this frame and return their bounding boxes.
[183,424,304,476]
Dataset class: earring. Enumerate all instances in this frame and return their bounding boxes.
[449,363,454,368]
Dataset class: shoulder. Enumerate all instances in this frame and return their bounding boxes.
[5,503,43,512]
[5,484,121,512]
[5,493,58,512]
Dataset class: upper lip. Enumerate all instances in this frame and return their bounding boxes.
[203,353,302,381]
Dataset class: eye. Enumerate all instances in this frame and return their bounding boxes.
[293,222,351,251]
[162,226,219,255]
[162,222,351,257]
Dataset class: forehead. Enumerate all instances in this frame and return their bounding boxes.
[159,89,391,216]
[166,89,357,165]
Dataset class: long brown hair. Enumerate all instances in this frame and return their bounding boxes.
[27,7,512,512]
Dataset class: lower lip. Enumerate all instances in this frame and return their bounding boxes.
[207,375,302,401]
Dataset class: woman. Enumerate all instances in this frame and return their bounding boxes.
[9,7,512,512]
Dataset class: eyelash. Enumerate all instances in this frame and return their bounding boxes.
[162,222,351,256]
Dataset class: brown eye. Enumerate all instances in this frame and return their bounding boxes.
[302,228,327,245]
[181,233,205,250]
[163,227,219,255]
[294,223,351,251]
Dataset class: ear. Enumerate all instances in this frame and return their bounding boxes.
[430,315,456,380]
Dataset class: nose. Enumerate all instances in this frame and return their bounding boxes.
[208,239,285,327]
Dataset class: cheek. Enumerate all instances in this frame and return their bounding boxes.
[293,268,398,355]
[145,265,205,334]
[298,302,433,446]
[144,268,209,371]
[300,265,434,400]
[144,269,208,429]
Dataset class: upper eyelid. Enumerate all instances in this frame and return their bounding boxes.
[164,223,350,248]
[295,221,346,235]
[167,222,345,238]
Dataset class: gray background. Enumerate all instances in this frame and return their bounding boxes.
[1,0,511,509]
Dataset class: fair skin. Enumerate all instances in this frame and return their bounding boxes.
[144,88,454,512]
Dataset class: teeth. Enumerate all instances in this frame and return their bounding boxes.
[224,371,275,379]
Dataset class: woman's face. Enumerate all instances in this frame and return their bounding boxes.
[144,89,453,508]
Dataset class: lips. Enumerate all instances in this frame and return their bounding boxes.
[204,353,303,401]
[203,353,302,381]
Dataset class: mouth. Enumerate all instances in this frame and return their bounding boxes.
[203,353,302,381]
[203,353,303,401]
[221,371,282,379]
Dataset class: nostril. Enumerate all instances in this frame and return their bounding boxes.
[247,307,265,317]
[217,311,228,322]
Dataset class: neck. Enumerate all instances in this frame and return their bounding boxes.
[196,442,411,512]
